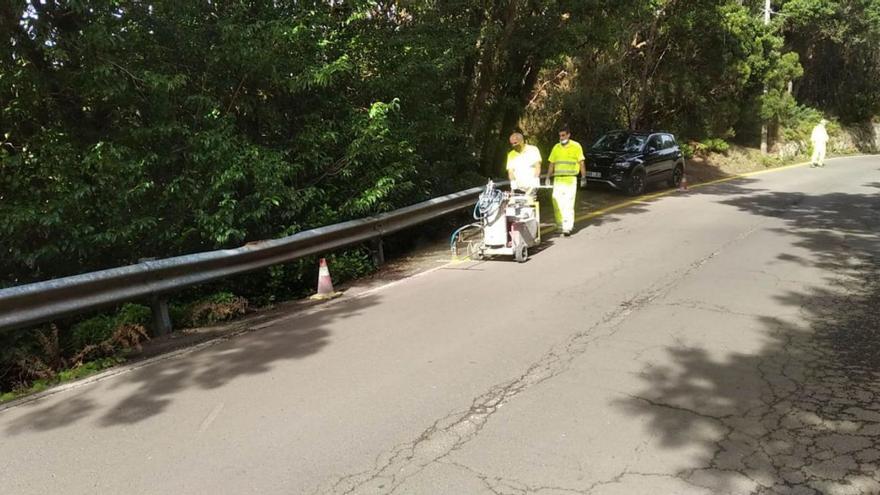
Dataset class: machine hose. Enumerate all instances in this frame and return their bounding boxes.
[450,181,506,255]
[473,184,505,221]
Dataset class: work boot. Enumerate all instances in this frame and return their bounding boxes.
[563,229,571,237]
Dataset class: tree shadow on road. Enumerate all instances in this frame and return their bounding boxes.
[615,183,880,494]
[575,177,767,233]
[4,294,378,433]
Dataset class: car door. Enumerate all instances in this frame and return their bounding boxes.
[660,134,677,177]
[643,134,665,181]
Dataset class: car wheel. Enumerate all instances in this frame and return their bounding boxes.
[627,168,646,196]
[668,164,684,188]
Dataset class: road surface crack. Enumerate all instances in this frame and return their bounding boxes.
[628,394,735,424]
[316,222,767,494]
[316,283,668,494]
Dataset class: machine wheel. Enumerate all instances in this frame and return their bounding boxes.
[471,244,486,260]
[466,241,483,260]
[514,244,529,263]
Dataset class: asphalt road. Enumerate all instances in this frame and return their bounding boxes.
[2,156,879,495]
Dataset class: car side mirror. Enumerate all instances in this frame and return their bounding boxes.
[646,146,657,154]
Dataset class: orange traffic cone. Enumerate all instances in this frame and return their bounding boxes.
[679,175,689,191]
[310,258,342,301]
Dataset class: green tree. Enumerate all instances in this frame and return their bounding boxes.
[780,0,880,122]
[1,0,878,292]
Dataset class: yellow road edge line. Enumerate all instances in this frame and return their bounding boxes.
[452,154,873,262]
[572,158,824,223]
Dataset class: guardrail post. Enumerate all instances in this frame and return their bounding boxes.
[371,237,385,267]
[150,296,172,337]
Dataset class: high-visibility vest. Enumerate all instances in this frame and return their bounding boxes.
[549,140,585,176]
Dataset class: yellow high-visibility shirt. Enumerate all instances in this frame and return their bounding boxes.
[549,140,585,176]
[506,144,542,189]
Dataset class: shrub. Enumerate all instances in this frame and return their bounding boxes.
[70,315,116,352]
[187,292,249,326]
[680,143,695,159]
[779,105,834,144]
[55,357,125,383]
[1,356,125,403]
[71,324,149,365]
[18,323,149,384]
[116,304,152,327]
[169,303,191,328]
[700,138,731,154]
[327,250,375,283]
[69,303,151,350]
[759,154,784,168]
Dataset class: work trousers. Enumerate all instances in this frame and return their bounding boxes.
[552,176,578,231]
[811,143,827,166]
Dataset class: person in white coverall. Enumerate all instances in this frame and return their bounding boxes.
[811,119,829,168]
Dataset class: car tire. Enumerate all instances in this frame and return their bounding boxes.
[627,168,647,196]
[668,164,684,188]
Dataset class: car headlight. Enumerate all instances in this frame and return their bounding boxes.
[613,160,631,168]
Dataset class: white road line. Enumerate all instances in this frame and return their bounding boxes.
[198,403,224,433]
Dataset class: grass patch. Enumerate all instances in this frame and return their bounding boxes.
[0,356,125,404]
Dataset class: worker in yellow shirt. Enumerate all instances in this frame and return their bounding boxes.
[546,125,586,236]
[506,132,542,199]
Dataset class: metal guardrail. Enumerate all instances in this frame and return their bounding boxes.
[0,184,494,336]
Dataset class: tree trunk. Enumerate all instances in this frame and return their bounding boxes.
[468,0,520,138]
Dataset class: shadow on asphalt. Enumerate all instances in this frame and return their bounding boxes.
[5,294,379,432]
[4,166,867,444]
[614,178,880,493]
[3,179,744,432]
[575,176,766,230]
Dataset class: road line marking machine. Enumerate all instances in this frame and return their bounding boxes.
[451,180,543,263]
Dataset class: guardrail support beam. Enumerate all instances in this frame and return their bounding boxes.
[150,297,172,337]
[371,237,385,267]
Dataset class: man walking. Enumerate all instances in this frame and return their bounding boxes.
[811,119,829,168]
[547,126,587,236]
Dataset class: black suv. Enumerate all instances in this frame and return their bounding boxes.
[584,130,685,196]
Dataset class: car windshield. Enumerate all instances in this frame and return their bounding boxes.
[591,132,646,153]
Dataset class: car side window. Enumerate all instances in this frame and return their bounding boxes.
[662,134,676,149]
[647,135,662,152]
